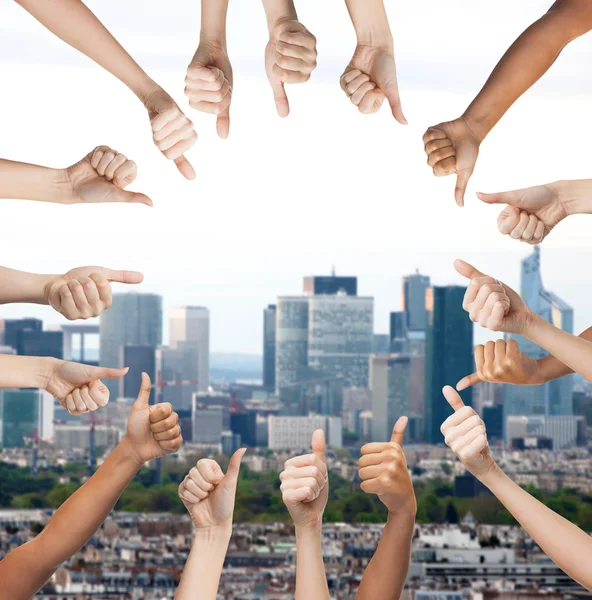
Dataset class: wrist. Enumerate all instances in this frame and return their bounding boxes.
[478,461,503,488]
[295,517,323,536]
[519,309,543,338]
[193,521,233,540]
[263,0,298,33]
[355,25,393,50]
[460,110,491,145]
[119,435,146,469]
[48,168,73,205]
[38,357,60,392]
[138,81,165,109]
[552,180,592,217]
[387,503,417,521]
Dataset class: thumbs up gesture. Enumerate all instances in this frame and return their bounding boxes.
[125,373,183,463]
[179,448,246,529]
[340,45,406,122]
[440,386,496,481]
[280,430,329,529]
[358,417,416,516]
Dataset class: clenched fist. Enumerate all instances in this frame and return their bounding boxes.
[457,339,544,390]
[66,146,152,206]
[185,42,233,139]
[265,19,317,118]
[358,417,416,516]
[423,117,481,207]
[340,45,406,121]
[45,359,128,416]
[454,259,532,334]
[143,88,198,180]
[43,266,143,320]
[280,430,328,530]
[441,386,496,481]
[179,449,246,529]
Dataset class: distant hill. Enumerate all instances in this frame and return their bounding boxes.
[210,353,262,383]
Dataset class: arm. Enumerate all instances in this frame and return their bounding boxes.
[0,266,49,305]
[176,449,246,599]
[356,418,415,600]
[15,0,197,179]
[280,430,330,600]
[0,374,183,600]
[262,0,298,28]
[344,0,392,47]
[0,159,69,203]
[442,386,592,592]
[0,355,54,393]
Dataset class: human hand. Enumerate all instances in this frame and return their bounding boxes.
[178,448,246,529]
[143,88,198,180]
[44,359,128,416]
[280,430,328,529]
[477,183,567,245]
[440,386,497,481]
[454,259,534,334]
[358,417,416,516]
[457,339,544,390]
[340,45,406,121]
[423,117,481,206]
[185,42,233,139]
[66,146,152,206]
[43,266,143,320]
[265,19,317,117]
[125,373,183,463]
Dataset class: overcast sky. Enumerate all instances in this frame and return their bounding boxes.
[1,0,592,354]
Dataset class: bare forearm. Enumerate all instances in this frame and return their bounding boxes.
[0,158,71,203]
[0,355,54,390]
[15,0,159,102]
[0,438,142,599]
[200,0,229,45]
[555,180,592,216]
[0,266,54,305]
[295,524,330,600]
[262,0,297,30]
[464,1,592,141]
[344,0,393,47]
[356,512,414,600]
[175,524,232,600]
[482,465,592,591]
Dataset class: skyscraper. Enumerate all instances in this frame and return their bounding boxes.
[169,306,210,393]
[424,285,473,444]
[303,274,357,296]
[100,293,163,398]
[0,389,52,448]
[1,318,63,359]
[275,297,309,393]
[263,304,277,391]
[505,248,574,418]
[121,345,156,402]
[370,354,411,442]
[389,311,406,353]
[403,271,431,332]
[155,345,200,410]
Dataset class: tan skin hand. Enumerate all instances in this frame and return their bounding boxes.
[66,146,152,206]
[478,183,568,244]
[340,45,406,121]
[358,417,416,516]
[457,339,544,390]
[423,117,481,207]
[441,386,497,480]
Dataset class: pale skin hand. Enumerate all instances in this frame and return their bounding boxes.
[264,19,318,118]
[457,339,544,391]
[440,386,496,480]
[356,418,416,600]
[45,360,128,416]
[422,118,481,207]
[454,259,532,334]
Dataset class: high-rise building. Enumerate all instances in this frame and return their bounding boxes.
[0,389,53,448]
[370,354,411,442]
[100,293,162,399]
[121,345,156,402]
[155,345,200,410]
[1,318,42,353]
[303,274,357,296]
[505,248,574,419]
[268,414,343,450]
[403,271,431,332]
[506,415,586,450]
[372,334,390,354]
[192,404,226,444]
[1,318,62,359]
[275,297,309,393]
[389,311,406,353]
[230,411,258,447]
[170,306,210,393]
[263,304,277,391]
[424,285,473,444]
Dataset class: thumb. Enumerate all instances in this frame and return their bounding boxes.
[103,269,144,285]
[174,156,196,181]
[455,168,473,208]
[477,190,520,207]
[453,259,486,281]
[271,80,289,118]
[93,366,128,380]
[457,372,482,391]
[312,429,326,464]
[225,447,247,484]
[384,83,407,125]
[118,190,153,207]
[133,372,152,410]
[216,107,231,140]
[390,416,408,445]
[443,385,465,412]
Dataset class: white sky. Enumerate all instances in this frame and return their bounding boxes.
[1,0,592,353]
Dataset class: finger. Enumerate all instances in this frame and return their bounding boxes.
[456,372,482,391]
[344,73,371,96]
[78,277,101,315]
[92,366,129,380]
[423,127,449,146]
[383,81,407,124]
[184,79,231,105]
[425,138,453,154]
[186,64,218,82]
[151,106,183,133]
[280,466,325,489]
[487,301,508,331]
[90,146,111,169]
[80,385,99,412]
[350,81,377,106]
[153,114,189,142]
[358,89,385,115]
[88,274,112,310]
[272,65,309,85]
[506,339,520,358]
[158,122,198,152]
[312,429,326,464]
[443,385,465,411]
[358,465,384,480]
[341,69,363,88]
[453,259,487,281]
[358,449,391,468]
[427,146,456,169]
[133,372,152,410]
[159,436,183,454]
[278,30,316,51]
[96,150,116,177]
[509,211,529,240]
[153,424,182,441]
[282,487,314,505]
[280,476,321,496]
[474,344,485,374]
[520,214,538,242]
[179,488,201,505]
[88,379,110,407]
[183,477,209,500]
[189,91,232,115]
[494,339,507,362]
[174,155,196,181]
[67,280,91,317]
[433,155,456,177]
[277,41,316,62]
[187,466,215,492]
[275,53,310,73]
[197,459,225,485]
[455,168,473,207]
[531,220,545,244]
[498,206,521,235]
[283,454,326,474]
[58,285,78,318]
[477,190,521,207]
[225,447,247,483]
[441,406,476,434]
[450,423,487,454]
[390,416,408,445]
[71,388,88,414]
[101,269,144,285]
[470,283,504,323]
[112,160,138,189]
[360,478,381,495]
[445,415,484,445]
[464,433,489,457]
[484,340,495,367]
[65,394,78,415]
[150,412,179,433]
[270,79,289,118]
[149,403,174,424]
[104,153,127,182]
[216,108,230,140]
